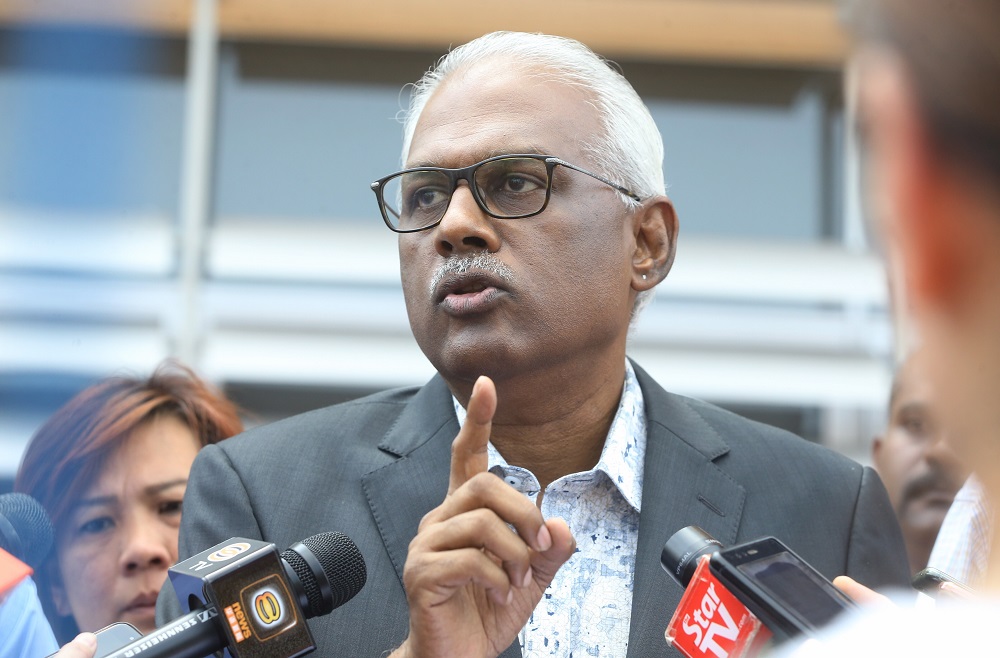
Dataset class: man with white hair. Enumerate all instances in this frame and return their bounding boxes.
[160,31,908,657]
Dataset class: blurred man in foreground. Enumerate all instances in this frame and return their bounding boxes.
[872,350,968,575]
[786,0,1000,654]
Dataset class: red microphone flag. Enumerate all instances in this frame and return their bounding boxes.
[665,555,772,658]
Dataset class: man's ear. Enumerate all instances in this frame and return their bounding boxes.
[631,195,678,292]
[855,49,965,311]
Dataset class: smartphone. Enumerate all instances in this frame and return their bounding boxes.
[94,622,142,657]
[708,536,857,640]
[912,567,975,598]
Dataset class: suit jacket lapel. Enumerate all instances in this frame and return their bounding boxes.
[627,363,747,657]
[362,375,457,588]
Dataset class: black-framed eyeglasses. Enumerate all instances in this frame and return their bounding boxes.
[370,153,643,233]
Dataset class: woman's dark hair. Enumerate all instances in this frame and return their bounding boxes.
[850,0,1000,180]
[14,360,244,643]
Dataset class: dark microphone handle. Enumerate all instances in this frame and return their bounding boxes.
[102,606,228,658]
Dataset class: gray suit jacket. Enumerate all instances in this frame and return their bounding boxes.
[158,362,909,657]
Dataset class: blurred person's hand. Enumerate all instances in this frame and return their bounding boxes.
[833,575,892,606]
[53,633,97,658]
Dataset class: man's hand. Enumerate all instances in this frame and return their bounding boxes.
[832,576,891,606]
[392,376,576,658]
[54,633,97,658]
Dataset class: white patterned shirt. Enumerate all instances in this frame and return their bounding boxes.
[453,361,647,657]
[926,475,993,588]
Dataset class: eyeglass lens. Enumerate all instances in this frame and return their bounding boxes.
[380,157,550,231]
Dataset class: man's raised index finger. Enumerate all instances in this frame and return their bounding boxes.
[448,375,496,494]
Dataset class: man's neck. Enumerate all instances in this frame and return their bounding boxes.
[470,360,628,491]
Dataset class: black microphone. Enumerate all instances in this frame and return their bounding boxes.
[101,532,367,658]
[0,492,54,569]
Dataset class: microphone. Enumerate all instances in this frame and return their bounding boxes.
[101,532,367,658]
[661,527,770,658]
[0,493,54,570]
[661,526,856,657]
[0,493,54,601]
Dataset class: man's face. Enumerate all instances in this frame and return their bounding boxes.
[873,352,969,570]
[398,61,639,388]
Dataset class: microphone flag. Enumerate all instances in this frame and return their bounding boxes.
[665,555,772,658]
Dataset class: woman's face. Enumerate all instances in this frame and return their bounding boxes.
[52,415,201,633]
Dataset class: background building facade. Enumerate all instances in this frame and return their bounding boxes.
[0,0,889,488]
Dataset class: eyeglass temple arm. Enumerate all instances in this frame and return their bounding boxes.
[545,158,643,202]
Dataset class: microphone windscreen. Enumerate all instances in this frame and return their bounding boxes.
[281,531,367,617]
[0,493,54,569]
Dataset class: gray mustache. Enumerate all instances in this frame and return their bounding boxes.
[429,253,514,296]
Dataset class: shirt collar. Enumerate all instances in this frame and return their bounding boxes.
[451,361,647,512]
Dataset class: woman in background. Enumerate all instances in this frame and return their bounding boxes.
[15,361,243,643]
